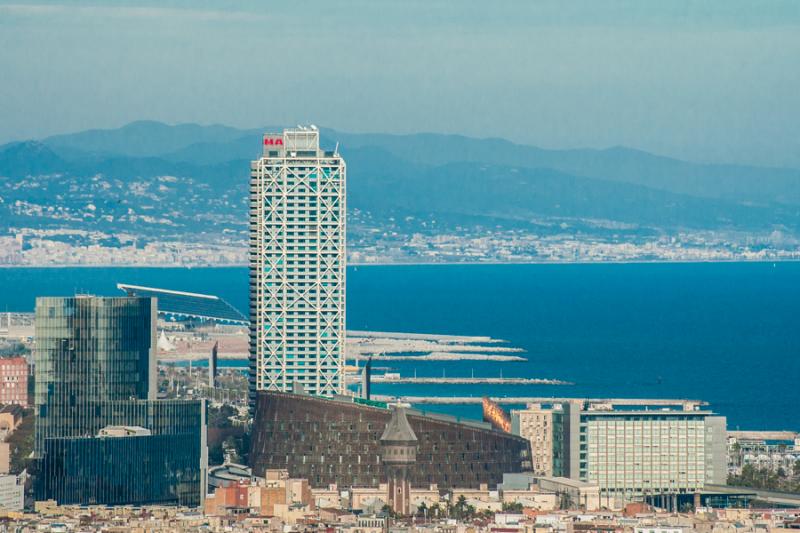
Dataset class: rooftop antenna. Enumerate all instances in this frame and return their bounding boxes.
[334,142,339,156]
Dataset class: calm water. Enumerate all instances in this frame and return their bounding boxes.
[1,262,798,430]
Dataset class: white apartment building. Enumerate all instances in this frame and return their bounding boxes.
[0,472,24,511]
[511,403,564,476]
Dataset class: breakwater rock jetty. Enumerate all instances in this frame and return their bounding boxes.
[372,375,571,385]
[346,330,527,362]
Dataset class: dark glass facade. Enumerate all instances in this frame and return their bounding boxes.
[37,432,203,506]
[34,399,207,506]
[37,398,204,440]
[250,391,532,489]
[34,296,156,456]
[33,296,206,506]
[551,410,565,477]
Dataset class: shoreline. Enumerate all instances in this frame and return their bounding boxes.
[1,258,799,269]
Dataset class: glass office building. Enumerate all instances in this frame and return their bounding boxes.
[249,127,346,406]
[36,400,206,507]
[34,296,157,456]
[33,296,207,506]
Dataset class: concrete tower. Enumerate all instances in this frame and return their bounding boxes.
[380,404,418,515]
[249,126,346,409]
[209,341,218,388]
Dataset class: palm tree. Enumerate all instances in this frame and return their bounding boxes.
[454,495,468,519]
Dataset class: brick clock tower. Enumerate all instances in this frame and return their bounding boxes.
[379,403,418,515]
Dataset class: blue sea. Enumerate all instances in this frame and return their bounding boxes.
[1,262,798,431]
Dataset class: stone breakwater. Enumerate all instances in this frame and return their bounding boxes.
[348,352,526,362]
[371,376,571,385]
[156,330,530,363]
[346,330,526,362]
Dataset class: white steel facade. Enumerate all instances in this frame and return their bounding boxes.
[249,128,346,402]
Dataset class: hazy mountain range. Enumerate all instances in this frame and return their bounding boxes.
[2,120,800,240]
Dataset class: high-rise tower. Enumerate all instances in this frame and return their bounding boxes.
[249,127,346,406]
[33,295,207,506]
[34,295,156,456]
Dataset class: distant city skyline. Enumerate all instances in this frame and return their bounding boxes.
[1,0,800,167]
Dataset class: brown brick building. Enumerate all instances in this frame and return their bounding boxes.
[0,357,28,407]
[250,391,531,490]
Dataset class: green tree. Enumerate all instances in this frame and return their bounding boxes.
[454,495,468,519]
[208,404,237,428]
[729,463,798,492]
[478,509,496,520]
[380,504,397,519]
[465,504,477,520]
[208,443,224,465]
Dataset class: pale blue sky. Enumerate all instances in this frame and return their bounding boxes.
[1,0,799,166]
